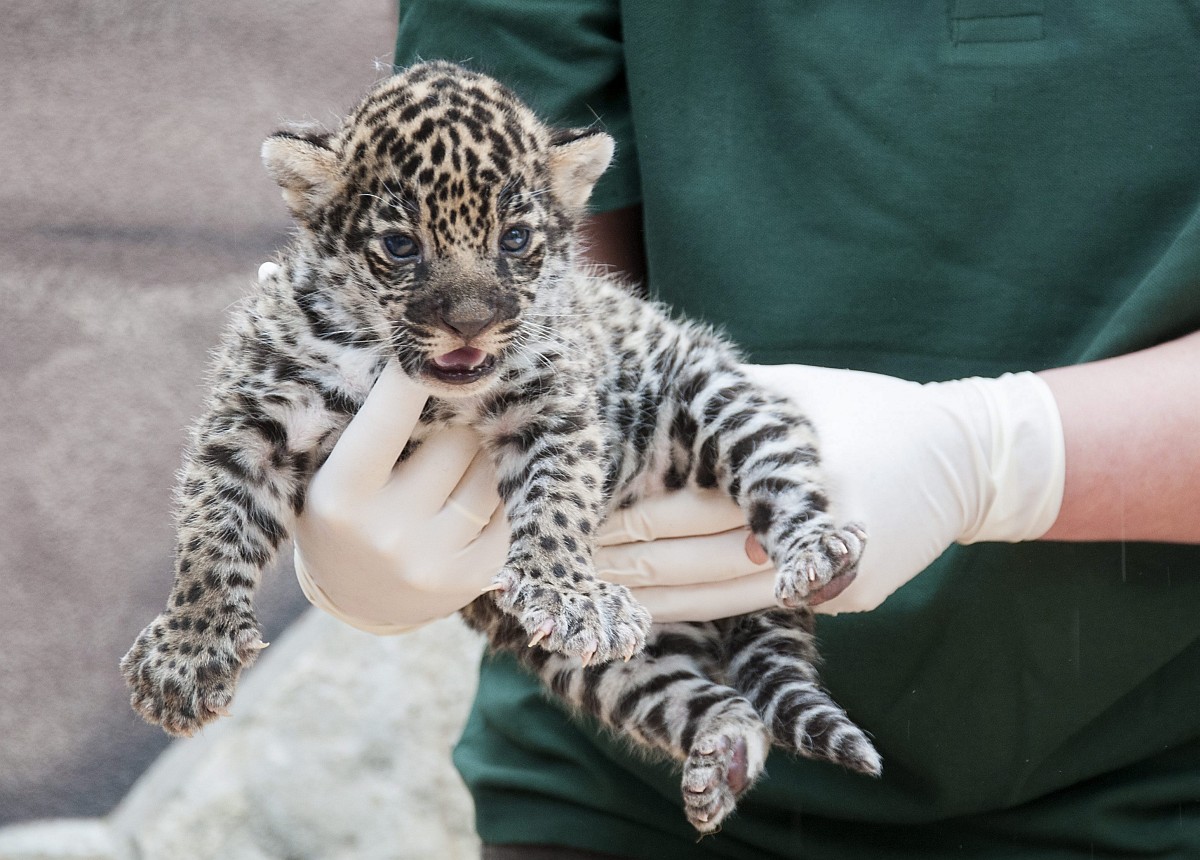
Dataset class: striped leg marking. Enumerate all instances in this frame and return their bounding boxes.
[726,611,881,776]
[463,608,772,833]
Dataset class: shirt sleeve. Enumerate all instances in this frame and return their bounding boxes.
[394,0,641,213]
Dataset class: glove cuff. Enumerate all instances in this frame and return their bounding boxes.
[294,545,419,636]
[958,371,1066,544]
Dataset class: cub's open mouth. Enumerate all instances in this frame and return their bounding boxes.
[424,346,497,385]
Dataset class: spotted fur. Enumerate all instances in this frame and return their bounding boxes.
[121,62,879,832]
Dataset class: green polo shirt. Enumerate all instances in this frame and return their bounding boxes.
[394,3,1200,857]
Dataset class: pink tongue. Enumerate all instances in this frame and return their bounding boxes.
[433,346,487,369]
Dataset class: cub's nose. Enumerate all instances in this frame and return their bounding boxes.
[439,305,498,340]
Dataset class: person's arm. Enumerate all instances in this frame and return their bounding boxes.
[578,205,647,288]
[584,206,1200,545]
[1039,330,1200,542]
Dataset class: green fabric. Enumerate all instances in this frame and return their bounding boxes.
[396,2,1200,857]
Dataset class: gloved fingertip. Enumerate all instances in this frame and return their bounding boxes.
[258,261,281,283]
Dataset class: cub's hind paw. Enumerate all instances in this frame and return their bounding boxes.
[488,566,651,666]
[120,610,265,736]
[682,710,770,834]
[774,522,866,609]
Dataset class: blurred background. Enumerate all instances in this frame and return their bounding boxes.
[1,3,480,853]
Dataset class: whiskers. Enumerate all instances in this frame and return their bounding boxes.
[358,186,420,217]
[525,309,605,320]
[498,179,553,211]
[505,317,587,373]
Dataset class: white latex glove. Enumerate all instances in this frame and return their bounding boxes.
[293,361,508,634]
[597,364,1066,620]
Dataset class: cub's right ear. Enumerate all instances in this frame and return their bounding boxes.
[261,128,340,220]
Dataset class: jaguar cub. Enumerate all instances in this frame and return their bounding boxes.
[122,62,879,832]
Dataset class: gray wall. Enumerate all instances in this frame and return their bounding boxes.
[0,0,399,824]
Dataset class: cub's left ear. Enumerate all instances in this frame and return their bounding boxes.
[261,127,340,221]
[548,128,615,212]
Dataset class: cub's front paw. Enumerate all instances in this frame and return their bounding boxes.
[120,609,267,736]
[488,566,651,665]
[774,522,867,609]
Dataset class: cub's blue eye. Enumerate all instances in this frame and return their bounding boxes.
[381,234,420,261]
[500,226,531,254]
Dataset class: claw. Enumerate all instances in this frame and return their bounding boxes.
[210,706,233,718]
[250,639,270,650]
[828,538,847,557]
[580,642,599,668]
[480,582,506,594]
[806,563,818,583]
[527,620,555,648]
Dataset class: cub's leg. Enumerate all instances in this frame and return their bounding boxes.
[121,373,346,736]
[479,394,651,665]
[724,610,881,775]
[462,600,768,833]
[676,356,866,607]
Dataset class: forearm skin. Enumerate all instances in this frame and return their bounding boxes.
[1039,329,1200,543]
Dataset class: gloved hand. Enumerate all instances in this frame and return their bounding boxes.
[598,364,1066,620]
[293,360,508,634]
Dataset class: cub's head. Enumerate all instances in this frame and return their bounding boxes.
[262,62,613,395]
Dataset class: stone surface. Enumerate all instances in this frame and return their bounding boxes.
[0,611,485,859]
[0,820,127,860]
[112,611,485,860]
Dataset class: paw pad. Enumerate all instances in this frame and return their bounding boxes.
[682,714,769,833]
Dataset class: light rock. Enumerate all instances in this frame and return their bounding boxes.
[0,819,127,860]
[112,610,485,860]
[0,604,487,859]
